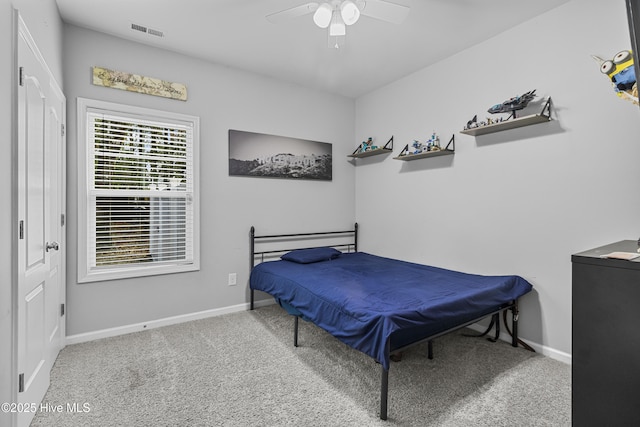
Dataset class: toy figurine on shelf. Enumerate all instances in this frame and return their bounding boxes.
[396,132,453,159]
[405,132,441,155]
[465,115,478,130]
[487,89,537,118]
[411,139,423,154]
[360,137,378,153]
[426,132,440,151]
[463,90,539,131]
[360,137,371,152]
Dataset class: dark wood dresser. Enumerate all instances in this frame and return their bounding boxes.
[572,240,640,426]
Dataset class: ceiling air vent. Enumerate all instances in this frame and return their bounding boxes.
[147,28,164,38]
[130,23,164,38]
[131,23,147,33]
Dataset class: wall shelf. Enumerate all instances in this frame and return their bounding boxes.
[348,136,393,159]
[460,97,552,137]
[394,135,454,161]
[348,147,393,158]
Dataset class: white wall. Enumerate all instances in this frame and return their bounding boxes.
[63,25,356,336]
[1,0,64,423]
[11,0,63,82]
[354,0,640,358]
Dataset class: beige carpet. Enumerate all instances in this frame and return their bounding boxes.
[31,304,571,426]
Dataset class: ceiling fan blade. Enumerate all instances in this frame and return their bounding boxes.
[357,0,410,24]
[266,2,319,24]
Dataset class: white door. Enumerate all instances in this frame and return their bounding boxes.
[44,74,66,371]
[16,15,66,427]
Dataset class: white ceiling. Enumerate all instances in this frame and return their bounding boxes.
[55,0,571,98]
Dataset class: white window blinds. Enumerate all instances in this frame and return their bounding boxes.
[78,98,199,282]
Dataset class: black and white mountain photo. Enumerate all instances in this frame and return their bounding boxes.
[229,130,332,181]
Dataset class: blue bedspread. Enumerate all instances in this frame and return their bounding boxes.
[250,252,532,370]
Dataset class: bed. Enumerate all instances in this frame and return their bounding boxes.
[249,224,533,420]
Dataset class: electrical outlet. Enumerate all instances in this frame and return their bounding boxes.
[228,273,237,286]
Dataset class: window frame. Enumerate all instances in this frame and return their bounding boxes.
[77,97,200,283]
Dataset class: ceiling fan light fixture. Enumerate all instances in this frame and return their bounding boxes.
[329,10,346,36]
[340,1,360,25]
[313,3,333,28]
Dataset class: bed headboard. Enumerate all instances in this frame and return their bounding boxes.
[250,223,358,269]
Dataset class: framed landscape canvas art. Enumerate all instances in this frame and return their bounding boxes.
[228,130,332,180]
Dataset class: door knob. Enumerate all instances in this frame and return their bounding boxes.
[46,241,59,252]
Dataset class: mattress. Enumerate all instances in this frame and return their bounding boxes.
[250,251,532,370]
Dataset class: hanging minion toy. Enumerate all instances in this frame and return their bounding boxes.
[593,50,638,105]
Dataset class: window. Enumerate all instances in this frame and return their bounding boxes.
[77,98,199,282]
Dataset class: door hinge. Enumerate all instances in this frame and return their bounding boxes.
[19,66,24,86]
[61,123,65,137]
[18,373,24,393]
[61,213,65,226]
[19,220,24,240]
[60,303,65,316]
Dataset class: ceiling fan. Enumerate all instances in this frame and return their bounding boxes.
[267,0,410,48]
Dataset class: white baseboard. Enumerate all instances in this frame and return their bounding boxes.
[466,324,572,365]
[65,300,571,365]
[65,298,275,345]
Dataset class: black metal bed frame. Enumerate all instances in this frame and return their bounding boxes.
[249,223,523,421]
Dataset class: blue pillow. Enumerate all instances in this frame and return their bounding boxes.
[281,247,342,264]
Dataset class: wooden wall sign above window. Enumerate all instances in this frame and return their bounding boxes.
[92,66,188,101]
